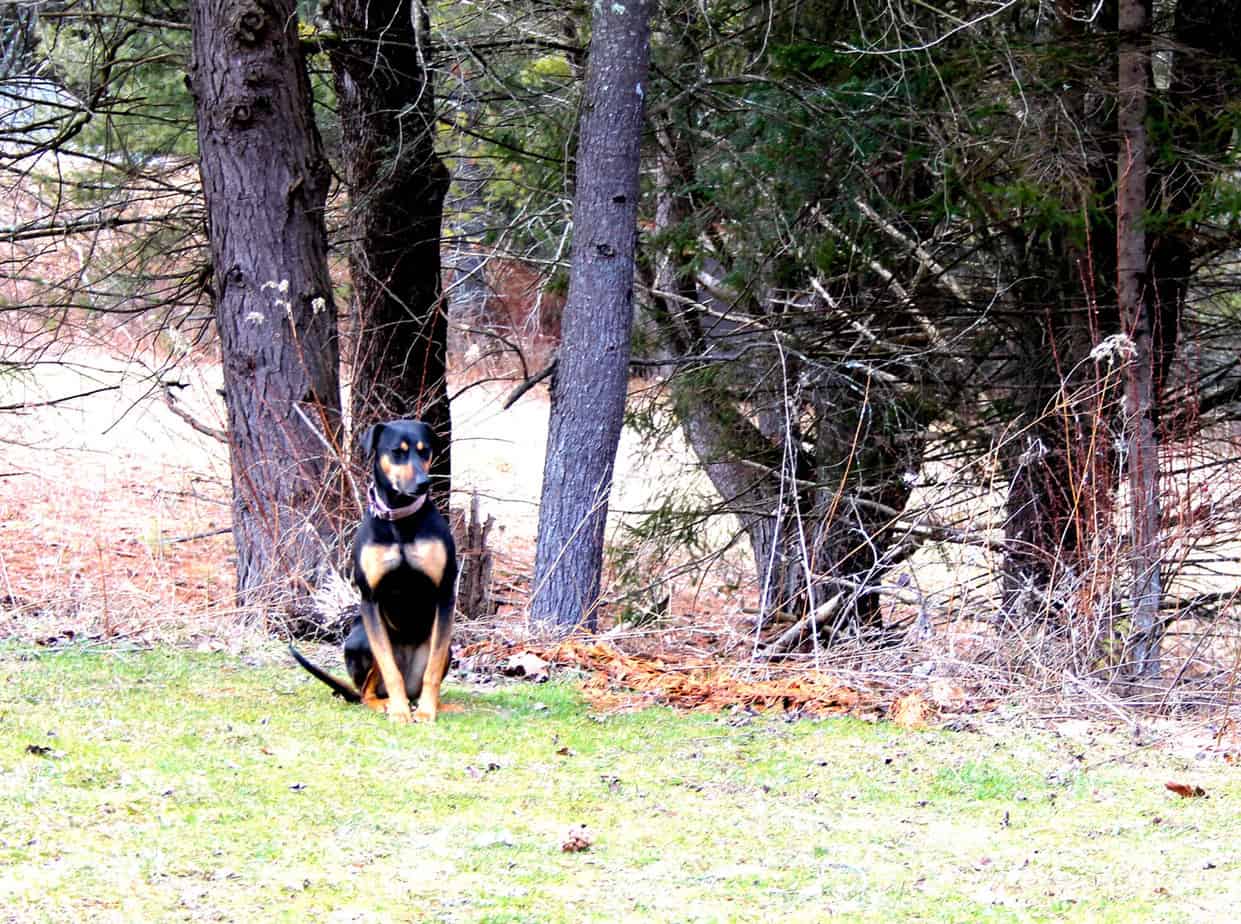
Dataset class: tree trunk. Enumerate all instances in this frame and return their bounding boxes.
[1117,0,1162,678]
[647,105,915,641]
[999,3,1122,622]
[999,289,1118,623]
[1148,0,1241,417]
[326,0,451,497]
[188,0,345,611]
[530,0,651,634]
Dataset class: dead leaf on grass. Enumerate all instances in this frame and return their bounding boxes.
[889,692,935,729]
[1164,781,1207,799]
[561,823,593,853]
[502,651,550,682]
[465,759,502,780]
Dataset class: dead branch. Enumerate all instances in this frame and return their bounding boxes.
[502,357,557,410]
[159,527,231,544]
[161,382,227,442]
[760,593,844,657]
[0,385,119,412]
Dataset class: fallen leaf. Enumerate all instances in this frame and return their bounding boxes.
[1164,781,1207,798]
[561,823,593,853]
[465,760,501,780]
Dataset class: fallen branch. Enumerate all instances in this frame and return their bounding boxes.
[159,527,231,545]
[760,593,844,657]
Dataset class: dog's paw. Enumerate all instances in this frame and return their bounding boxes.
[386,701,413,724]
[414,691,440,723]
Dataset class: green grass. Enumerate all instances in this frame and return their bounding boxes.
[1,646,1238,922]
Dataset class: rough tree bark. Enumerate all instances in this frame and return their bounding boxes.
[188,0,345,611]
[1117,0,1162,678]
[530,0,651,634]
[326,0,451,496]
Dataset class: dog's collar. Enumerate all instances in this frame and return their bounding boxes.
[367,484,427,521]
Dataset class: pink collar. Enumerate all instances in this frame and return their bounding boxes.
[367,484,427,521]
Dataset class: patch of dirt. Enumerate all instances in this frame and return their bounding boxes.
[0,351,234,640]
[0,347,746,642]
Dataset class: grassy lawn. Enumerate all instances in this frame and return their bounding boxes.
[1,646,1237,922]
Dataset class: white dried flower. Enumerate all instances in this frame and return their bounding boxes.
[1089,334,1137,365]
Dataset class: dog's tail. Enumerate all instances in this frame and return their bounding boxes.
[288,645,362,703]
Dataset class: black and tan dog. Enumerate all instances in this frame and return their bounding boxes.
[290,419,457,723]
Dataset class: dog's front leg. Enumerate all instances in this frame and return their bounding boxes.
[360,601,412,723]
[414,597,454,723]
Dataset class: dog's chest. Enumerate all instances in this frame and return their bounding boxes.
[358,538,448,593]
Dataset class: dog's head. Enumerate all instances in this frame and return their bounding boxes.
[360,419,437,500]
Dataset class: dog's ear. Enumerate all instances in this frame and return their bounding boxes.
[359,423,384,457]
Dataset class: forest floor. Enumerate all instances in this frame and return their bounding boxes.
[1,647,1238,922]
[3,347,1239,724]
[0,347,747,645]
[3,348,1241,728]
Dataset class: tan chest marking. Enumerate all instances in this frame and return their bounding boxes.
[358,543,403,589]
[403,538,448,587]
